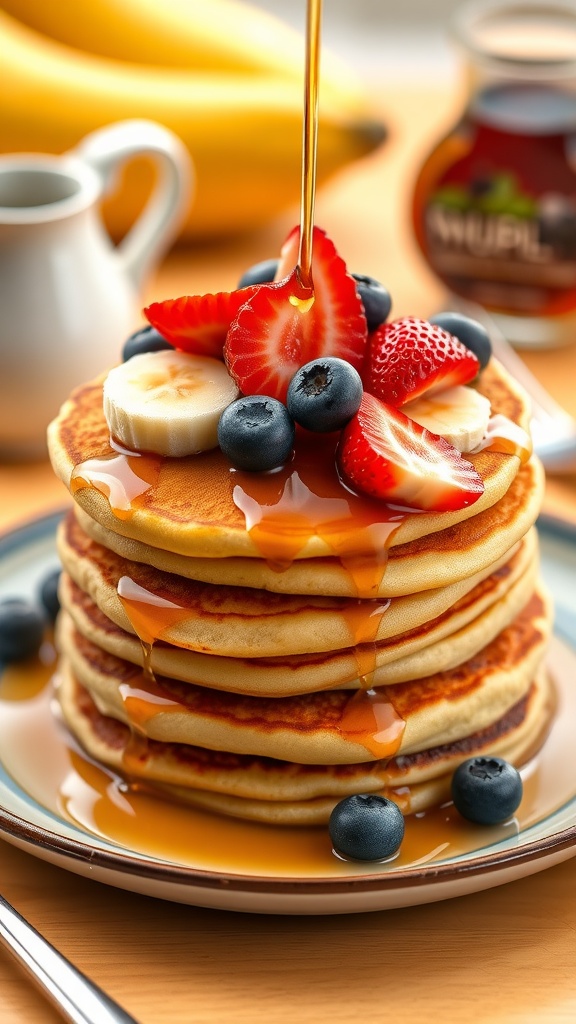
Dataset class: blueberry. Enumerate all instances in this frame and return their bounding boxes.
[122,325,172,362]
[0,598,45,662]
[429,312,492,370]
[218,395,295,471]
[451,756,523,825]
[38,568,61,623]
[352,274,392,333]
[328,794,405,861]
[237,258,279,289]
[287,358,363,433]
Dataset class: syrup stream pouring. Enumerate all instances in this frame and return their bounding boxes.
[296,0,321,292]
[450,299,576,473]
[0,892,141,1024]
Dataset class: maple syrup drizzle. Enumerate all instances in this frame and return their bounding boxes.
[117,676,180,731]
[296,0,321,294]
[338,688,405,759]
[117,575,191,686]
[340,598,391,689]
[117,575,189,770]
[232,431,407,748]
[95,666,405,763]
[473,415,533,464]
[231,435,405,587]
[121,729,157,779]
[71,438,162,521]
[0,641,573,877]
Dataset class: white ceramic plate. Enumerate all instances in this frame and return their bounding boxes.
[0,510,575,915]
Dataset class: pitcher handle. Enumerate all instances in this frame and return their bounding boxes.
[71,120,193,290]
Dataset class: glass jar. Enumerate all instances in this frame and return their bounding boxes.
[412,0,576,348]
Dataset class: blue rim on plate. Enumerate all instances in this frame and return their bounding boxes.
[0,508,574,903]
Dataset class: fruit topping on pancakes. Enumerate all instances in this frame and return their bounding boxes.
[103,350,239,457]
[144,285,261,359]
[349,274,391,334]
[237,258,281,289]
[111,225,493,511]
[237,258,392,333]
[122,325,173,362]
[429,312,492,371]
[337,393,485,512]
[362,317,480,407]
[217,394,295,472]
[286,356,363,433]
[401,385,491,453]
[224,227,367,402]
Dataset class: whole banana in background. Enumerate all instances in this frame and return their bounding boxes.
[0,0,360,90]
[0,3,385,240]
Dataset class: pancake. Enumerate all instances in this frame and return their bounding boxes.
[59,530,538,694]
[48,359,532,564]
[57,510,537,658]
[58,667,552,824]
[73,451,544,598]
[57,588,552,765]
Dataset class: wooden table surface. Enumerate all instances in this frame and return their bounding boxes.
[1,85,576,1024]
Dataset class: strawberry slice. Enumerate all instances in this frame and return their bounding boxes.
[225,227,367,402]
[273,223,312,280]
[338,392,485,512]
[363,317,480,406]
[144,286,259,360]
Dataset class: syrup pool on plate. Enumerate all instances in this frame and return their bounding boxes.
[0,638,574,879]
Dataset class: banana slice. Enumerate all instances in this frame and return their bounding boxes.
[402,385,491,453]
[103,350,239,457]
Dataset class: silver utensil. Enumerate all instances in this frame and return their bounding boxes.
[451,300,576,473]
[0,892,141,1024]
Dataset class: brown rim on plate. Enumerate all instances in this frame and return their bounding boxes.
[0,803,575,895]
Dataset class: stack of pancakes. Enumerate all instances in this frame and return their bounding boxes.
[47,358,553,825]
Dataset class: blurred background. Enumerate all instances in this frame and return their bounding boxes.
[0,0,468,249]
[2,0,576,474]
[252,0,461,81]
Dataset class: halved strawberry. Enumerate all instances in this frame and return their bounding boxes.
[225,226,367,402]
[363,317,480,406]
[337,392,485,512]
[144,286,259,360]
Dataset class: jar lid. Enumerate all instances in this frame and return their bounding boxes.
[453,0,576,78]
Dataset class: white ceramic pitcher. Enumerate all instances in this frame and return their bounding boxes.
[0,120,192,459]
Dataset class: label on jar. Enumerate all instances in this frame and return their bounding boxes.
[413,85,576,317]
